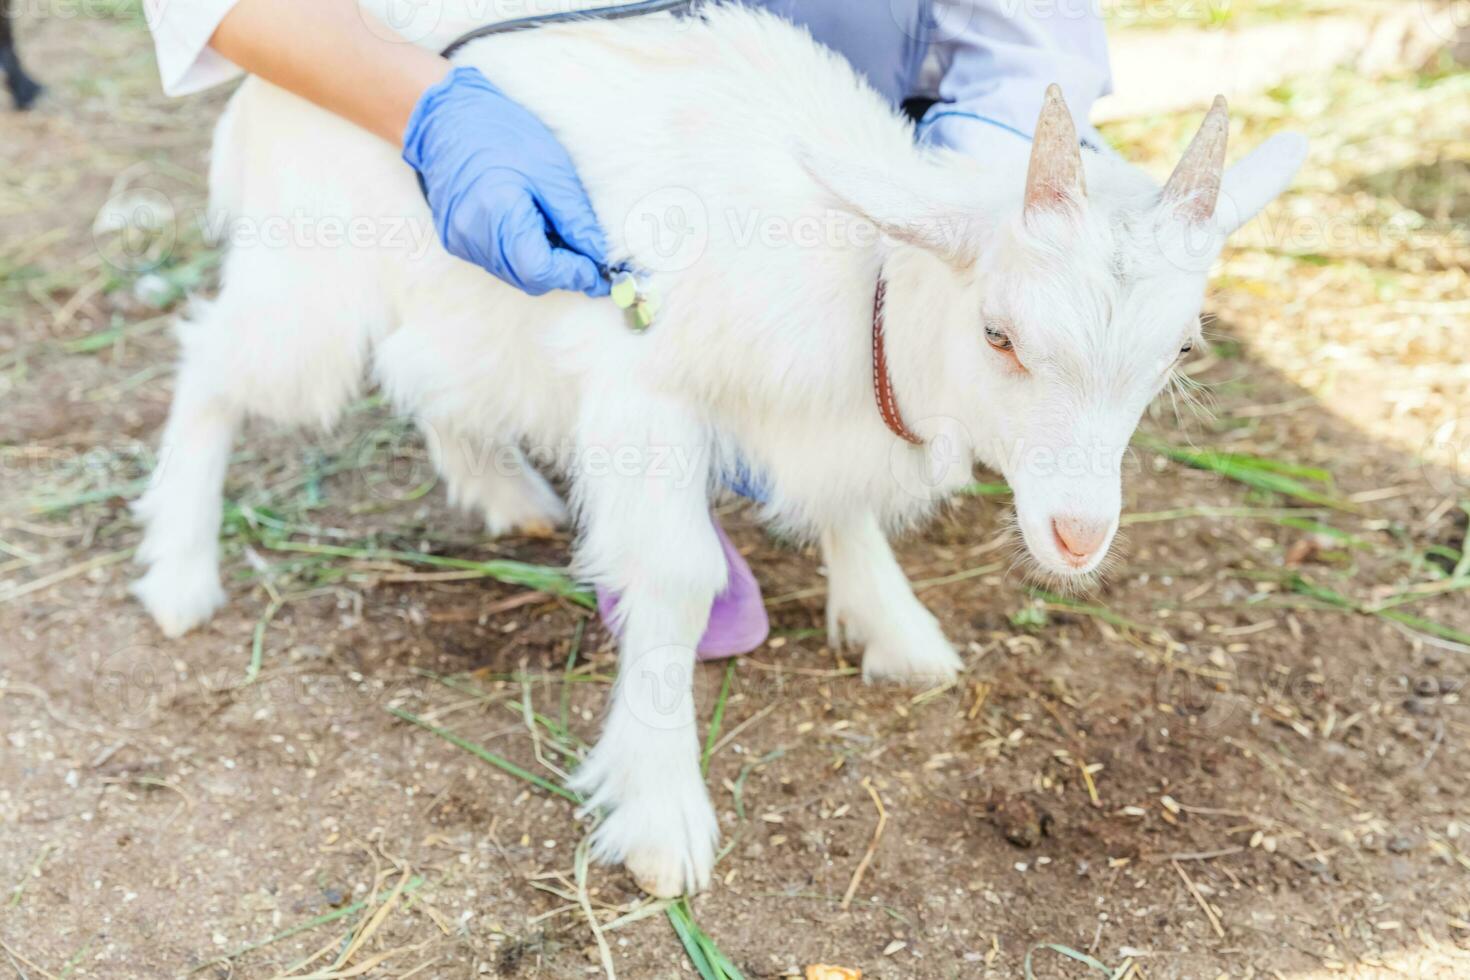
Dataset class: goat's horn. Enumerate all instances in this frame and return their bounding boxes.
[1024,83,1085,215]
[1162,95,1229,223]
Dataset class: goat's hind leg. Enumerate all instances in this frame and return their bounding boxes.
[422,423,568,538]
[134,276,369,636]
[132,310,243,638]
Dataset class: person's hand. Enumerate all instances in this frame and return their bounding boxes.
[402,66,609,297]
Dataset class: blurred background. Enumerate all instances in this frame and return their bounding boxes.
[2,2,1468,978]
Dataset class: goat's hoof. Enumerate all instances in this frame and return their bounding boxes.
[859,622,962,687]
[572,758,717,897]
[131,558,226,638]
[830,600,962,686]
[626,846,704,899]
[506,517,558,540]
[585,799,717,897]
[862,647,961,686]
[474,483,569,540]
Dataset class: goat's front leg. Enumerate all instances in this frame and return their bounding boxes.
[822,510,961,685]
[568,388,723,897]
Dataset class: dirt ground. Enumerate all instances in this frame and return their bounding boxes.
[3,6,1469,980]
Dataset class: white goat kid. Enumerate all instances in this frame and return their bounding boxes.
[132,5,1306,896]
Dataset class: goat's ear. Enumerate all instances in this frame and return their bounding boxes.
[1024,84,1086,217]
[1213,131,1309,235]
[797,149,980,269]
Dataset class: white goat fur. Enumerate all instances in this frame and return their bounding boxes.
[133,2,1306,896]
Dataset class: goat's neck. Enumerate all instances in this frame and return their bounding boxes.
[876,242,986,448]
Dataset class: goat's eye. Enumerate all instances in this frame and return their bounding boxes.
[985,323,1014,352]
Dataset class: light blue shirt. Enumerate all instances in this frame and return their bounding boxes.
[751,0,1113,154]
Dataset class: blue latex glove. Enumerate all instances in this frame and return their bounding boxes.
[403,66,609,298]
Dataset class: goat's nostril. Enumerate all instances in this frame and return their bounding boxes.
[1051,516,1109,563]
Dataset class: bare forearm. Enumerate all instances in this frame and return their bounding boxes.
[210,0,448,145]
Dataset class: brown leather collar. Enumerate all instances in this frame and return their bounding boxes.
[871,276,923,445]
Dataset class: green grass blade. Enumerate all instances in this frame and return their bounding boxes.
[667,900,721,979]
[387,707,581,804]
[700,938,747,980]
[702,661,736,776]
[1028,588,1168,638]
[1123,505,1328,526]
[1023,943,1119,980]
[1282,573,1470,645]
[958,481,1011,496]
[1376,608,1470,646]
[28,479,150,516]
[264,538,593,606]
[412,668,585,751]
[1366,577,1470,613]
[1136,436,1352,511]
[1271,516,1374,550]
[245,597,284,685]
[1282,572,1357,610]
[198,877,425,972]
